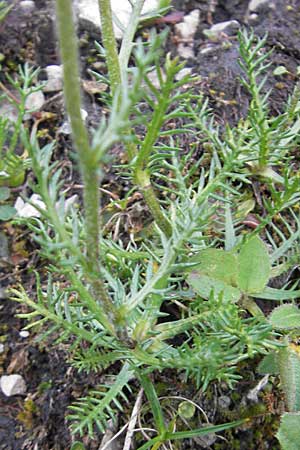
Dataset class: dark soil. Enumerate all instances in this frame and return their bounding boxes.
[1,0,299,449]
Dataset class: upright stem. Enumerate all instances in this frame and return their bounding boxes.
[55,0,117,327]
[119,0,146,74]
[98,0,122,95]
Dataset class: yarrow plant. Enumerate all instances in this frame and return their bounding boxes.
[7,0,300,448]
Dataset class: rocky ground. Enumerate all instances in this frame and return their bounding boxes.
[0,0,300,449]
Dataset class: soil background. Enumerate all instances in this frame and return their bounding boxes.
[0,1,300,449]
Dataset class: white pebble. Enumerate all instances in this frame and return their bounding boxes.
[19,330,30,338]
[43,65,63,92]
[25,90,45,112]
[0,374,26,396]
[20,1,35,14]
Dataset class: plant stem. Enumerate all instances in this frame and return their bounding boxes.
[119,0,146,73]
[136,171,172,237]
[98,0,122,95]
[55,0,116,327]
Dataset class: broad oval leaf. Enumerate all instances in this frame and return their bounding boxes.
[0,186,10,202]
[276,412,300,450]
[257,352,279,375]
[237,236,270,294]
[187,272,241,303]
[269,304,300,330]
[0,204,16,221]
[188,248,238,286]
[178,401,196,419]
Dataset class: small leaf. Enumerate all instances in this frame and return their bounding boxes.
[0,186,10,201]
[71,443,85,450]
[273,65,289,76]
[237,236,270,294]
[0,204,16,221]
[269,304,300,329]
[178,401,196,419]
[188,248,238,286]
[257,352,279,375]
[276,412,300,450]
[187,272,241,302]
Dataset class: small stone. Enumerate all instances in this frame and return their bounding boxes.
[194,427,217,448]
[175,10,200,59]
[76,0,160,39]
[43,65,63,93]
[175,67,192,81]
[58,109,88,135]
[248,0,275,13]
[25,90,45,112]
[175,9,200,41]
[199,45,219,55]
[0,232,9,260]
[19,330,30,338]
[245,0,275,23]
[204,20,240,41]
[20,1,35,14]
[0,287,6,299]
[0,98,19,124]
[0,344,4,354]
[0,374,26,396]
[218,395,231,409]
[80,109,88,122]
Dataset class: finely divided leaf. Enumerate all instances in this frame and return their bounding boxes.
[237,236,270,294]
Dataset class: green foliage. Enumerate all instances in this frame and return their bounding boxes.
[68,363,133,436]
[185,235,293,307]
[276,412,300,450]
[269,305,300,330]
[0,1,13,22]
[237,236,271,293]
[70,443,86,450]
[7,3,300,447]
[0,186,16,220]
[0,64,44,220]
[278,345,300,412]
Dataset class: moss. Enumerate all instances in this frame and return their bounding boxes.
[17,398,39,430]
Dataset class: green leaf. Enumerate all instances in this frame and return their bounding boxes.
[255,286,300,301]
[257,352,279,375]
[278,345,300,412]
[188,248,238,286]
[0,186,10,201]
[0,204,16,221]
[273,65,289,76]
[70,443,85,450]
[178,401,196,419]
[276,412,300,450]
[187,272,241,302]
[237,236,270,294]
[269,305,300,330]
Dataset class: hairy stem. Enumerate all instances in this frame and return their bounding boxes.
[119,0,146,73]
[55,0,116,328]
[98,0,122,95]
